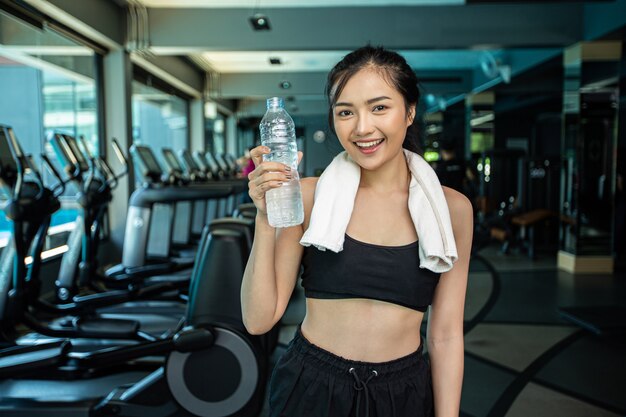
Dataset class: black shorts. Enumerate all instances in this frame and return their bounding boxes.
[269,327,434,417]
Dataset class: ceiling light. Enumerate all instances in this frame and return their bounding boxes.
[470,112,494,127]
[249,14,271,31]
[279,80,291,89]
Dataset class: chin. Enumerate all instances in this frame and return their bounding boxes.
[348,153,385,171]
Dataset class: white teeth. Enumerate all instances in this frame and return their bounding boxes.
[355,139,383,148]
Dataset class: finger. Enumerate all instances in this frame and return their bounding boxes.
[248,164,276,181]
[264,180,284,190]
[249,146,270,167]
[254,171,291,186]
[252,180,283,199]
[297,151,303,166]
[254,162,292,177]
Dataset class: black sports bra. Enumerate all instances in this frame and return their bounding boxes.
[300,234,440,312]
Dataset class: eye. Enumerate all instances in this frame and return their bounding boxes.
[337,109,352,117]
[372,105,387,112]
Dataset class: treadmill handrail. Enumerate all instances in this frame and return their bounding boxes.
[128,183,233,208]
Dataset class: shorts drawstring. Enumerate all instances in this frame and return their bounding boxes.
[269,327,433,417]
[349,367,378,417]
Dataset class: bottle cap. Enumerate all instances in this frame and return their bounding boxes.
[266,97,284,109]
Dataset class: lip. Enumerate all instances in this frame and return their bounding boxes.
[353,138,385,154]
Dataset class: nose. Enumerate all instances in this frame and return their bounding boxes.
[354,113,374,138]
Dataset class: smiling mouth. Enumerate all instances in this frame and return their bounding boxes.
[354,139,384,149]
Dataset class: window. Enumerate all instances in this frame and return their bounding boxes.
[203,101,222,154]
[0,9,100,246]
[132,80,189,166]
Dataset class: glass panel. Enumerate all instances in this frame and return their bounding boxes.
[560,43,620,256]
[205,112,226,156]
[42,71,98,155]
[132,80,189,166]
[0,10,99,239]
[0,210,8,246]
[467,96,496,216]
[423,112,443,162]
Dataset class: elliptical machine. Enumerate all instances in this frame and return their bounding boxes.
[0,127,162,343]
[0,126,270,417]
[50,133,128,301]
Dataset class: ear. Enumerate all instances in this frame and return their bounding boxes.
[407,105,416,125]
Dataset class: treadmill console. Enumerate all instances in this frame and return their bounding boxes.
[179,149,206,181]
[62,135,90,173]
[0,126,19,191]
[161,148,184,175]
[212,153,230,176]
[200,152,221,178]
[130,145,164,184]
[180,149,200,171]
[224,153,238,172]
[50,133,87,176]
[0,126,39,196]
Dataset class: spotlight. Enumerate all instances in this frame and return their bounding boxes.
[249,14,271,31]
[279,80,291,89]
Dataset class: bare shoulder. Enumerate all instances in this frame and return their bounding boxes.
[300,177,320,228]
[301,176,319,196]
[442,186,473,232]
[301,177,319,209]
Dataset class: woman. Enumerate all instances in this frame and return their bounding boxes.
[241,46,472,417]
[240,146,257,178]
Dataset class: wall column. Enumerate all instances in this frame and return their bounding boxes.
[189,98,205,152]
[102,48,133,259]
[558,41,622,273]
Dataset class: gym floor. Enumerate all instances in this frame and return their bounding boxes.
[264,244,626,417]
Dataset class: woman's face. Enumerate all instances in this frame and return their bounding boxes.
[332,68,414,171]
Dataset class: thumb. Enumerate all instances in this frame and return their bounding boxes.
[297,151,304,166]
[250,145,269,168]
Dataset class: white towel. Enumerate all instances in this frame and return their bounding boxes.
[300,149,458,273]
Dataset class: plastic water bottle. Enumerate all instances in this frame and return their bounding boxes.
[259,97,304,228]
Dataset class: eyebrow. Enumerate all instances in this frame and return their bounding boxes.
[334,96,392,107]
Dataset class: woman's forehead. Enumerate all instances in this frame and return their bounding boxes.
[335,68,400,101]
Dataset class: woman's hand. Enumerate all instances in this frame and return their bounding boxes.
[247,146,303,216]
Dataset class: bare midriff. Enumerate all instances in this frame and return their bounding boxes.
[300,297,425,363]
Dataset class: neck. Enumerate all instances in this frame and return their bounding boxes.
[359,150,410,193]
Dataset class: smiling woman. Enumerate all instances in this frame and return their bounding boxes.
[242,45,473,417]
[332,77,414,165]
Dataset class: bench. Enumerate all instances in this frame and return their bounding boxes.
[511,209,556,258]
[489,227,511,254]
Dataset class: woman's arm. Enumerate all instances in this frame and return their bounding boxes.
[240,147,314,334]
[241,212,304,334]
[427,187,473,417]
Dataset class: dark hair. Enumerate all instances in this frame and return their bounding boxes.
[325,45,422,154]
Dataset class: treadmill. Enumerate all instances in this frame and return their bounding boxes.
[104,144,232,282]
[194,151,225,221]
[37,134,188,333]
[160,148,196,255]
[195,150,224,180]
[179,149,210,238]
[198,151,248,218]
